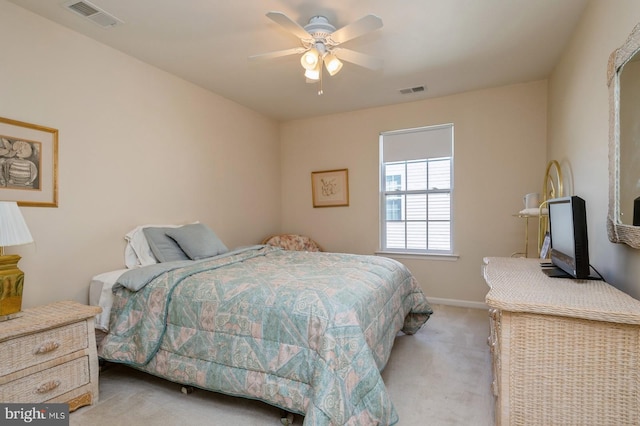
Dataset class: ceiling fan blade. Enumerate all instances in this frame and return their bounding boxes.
[249,47,306,61]
[329,14,383,45]
[334,48,383,70]
[266,11,312,41]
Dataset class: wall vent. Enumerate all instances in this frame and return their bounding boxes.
[63,1,123,28]
[399,86,426,95]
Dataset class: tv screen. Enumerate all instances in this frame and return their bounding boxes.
[547,195,591,279]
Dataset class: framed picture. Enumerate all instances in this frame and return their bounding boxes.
[311,169,349,208]
[540,232,551,259]
[0,117,58,207]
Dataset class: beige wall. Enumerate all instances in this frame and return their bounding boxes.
[280,81,548,304]
[13,0,631,310]
[0,1,281,309]
[548,0,640,297]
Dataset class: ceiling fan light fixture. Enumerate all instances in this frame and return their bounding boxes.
[304,64,321,81]
[255,11,384,92]
[300,48,320,71]
[324,53,343,76]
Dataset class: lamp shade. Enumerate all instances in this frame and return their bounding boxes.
[304,61,321,81]
[324,53,343,76]
[0,202,33,247]
[300,48,320,71]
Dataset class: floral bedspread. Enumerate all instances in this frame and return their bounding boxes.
[98,246,432,425]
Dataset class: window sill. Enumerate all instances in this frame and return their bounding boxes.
[375,251,460,261]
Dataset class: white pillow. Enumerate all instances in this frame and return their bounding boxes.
[124,222,198,268]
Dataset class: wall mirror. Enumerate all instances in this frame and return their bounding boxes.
[607,22,640,248]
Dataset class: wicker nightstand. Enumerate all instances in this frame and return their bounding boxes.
[0,300,102,411]
[483,257,640,425]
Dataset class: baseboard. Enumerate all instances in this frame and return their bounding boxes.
[427,297,487,310]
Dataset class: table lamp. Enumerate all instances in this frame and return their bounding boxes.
[0,201,33,320]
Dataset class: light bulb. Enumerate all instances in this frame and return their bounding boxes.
[304,67,320,81]
[300,48,319,71]
[324,53,343,76]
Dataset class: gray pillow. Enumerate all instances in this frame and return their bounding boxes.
[142,227,190,263]
[166,223,228,260]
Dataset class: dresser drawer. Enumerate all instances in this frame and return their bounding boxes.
[0,356,89,403]
[0,322,88,376]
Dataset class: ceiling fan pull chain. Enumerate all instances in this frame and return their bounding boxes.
[318,60,324,95]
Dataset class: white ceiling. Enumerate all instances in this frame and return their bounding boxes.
[8,0,589,121]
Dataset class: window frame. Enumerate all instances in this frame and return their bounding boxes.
[379,124,454,256]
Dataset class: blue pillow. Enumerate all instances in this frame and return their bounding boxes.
[142,227,190,263]
[166,223,228,260]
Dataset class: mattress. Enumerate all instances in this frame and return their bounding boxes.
[89,268,127,332]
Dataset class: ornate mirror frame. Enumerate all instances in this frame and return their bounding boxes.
[607,22,640,248]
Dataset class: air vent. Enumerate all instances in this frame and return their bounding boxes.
[63,1,123,28]
[399,86,426,95]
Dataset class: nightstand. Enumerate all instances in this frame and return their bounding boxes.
[0,300,102,411]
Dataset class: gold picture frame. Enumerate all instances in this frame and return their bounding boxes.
[0,117,58,207]
[311,169,349,208]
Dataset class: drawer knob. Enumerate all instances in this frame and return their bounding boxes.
[35,379,61,394]
[34,340,60,354]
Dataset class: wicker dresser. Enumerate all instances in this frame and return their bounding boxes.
[0,300,102,411]
[483,257,640,425]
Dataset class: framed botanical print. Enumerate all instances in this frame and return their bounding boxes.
[311,169,349,208]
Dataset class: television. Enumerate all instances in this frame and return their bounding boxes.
[544,195,593,279]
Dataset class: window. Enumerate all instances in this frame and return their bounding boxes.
[380,124,453,254]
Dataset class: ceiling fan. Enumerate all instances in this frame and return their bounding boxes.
[250,11,383,94]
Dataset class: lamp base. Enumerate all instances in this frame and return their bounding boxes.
[0,254,24,318]
[0,311,23,322]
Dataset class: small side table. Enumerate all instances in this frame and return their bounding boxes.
[511,212,545,258]
[0,300,102,411]
[511,214,534,257]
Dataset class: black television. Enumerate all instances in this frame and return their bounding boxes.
[544,195,593,279]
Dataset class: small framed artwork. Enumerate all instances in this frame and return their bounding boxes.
[311,168,349,208]
[0,117,58,207]
[540,232,551,259]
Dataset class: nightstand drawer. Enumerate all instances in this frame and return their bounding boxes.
[0,322,88,376]
[0,301,101,411]
[0,356,89,403]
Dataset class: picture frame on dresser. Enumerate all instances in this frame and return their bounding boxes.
[539,232,550,259]
[0,116,58,208]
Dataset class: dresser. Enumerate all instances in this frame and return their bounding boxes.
[0,301,102,411]
[483,257,640,425]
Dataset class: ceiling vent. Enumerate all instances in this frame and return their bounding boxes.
[63,1,123,28]
[399,86,426,95]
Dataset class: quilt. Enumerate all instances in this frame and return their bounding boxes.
[98,246,432,425]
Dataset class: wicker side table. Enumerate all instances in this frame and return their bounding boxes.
[483,257,640,425]
[0,300,102,411]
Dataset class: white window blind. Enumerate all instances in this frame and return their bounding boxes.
[380,124,453,254]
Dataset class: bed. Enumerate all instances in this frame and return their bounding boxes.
[95,224,433,425]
